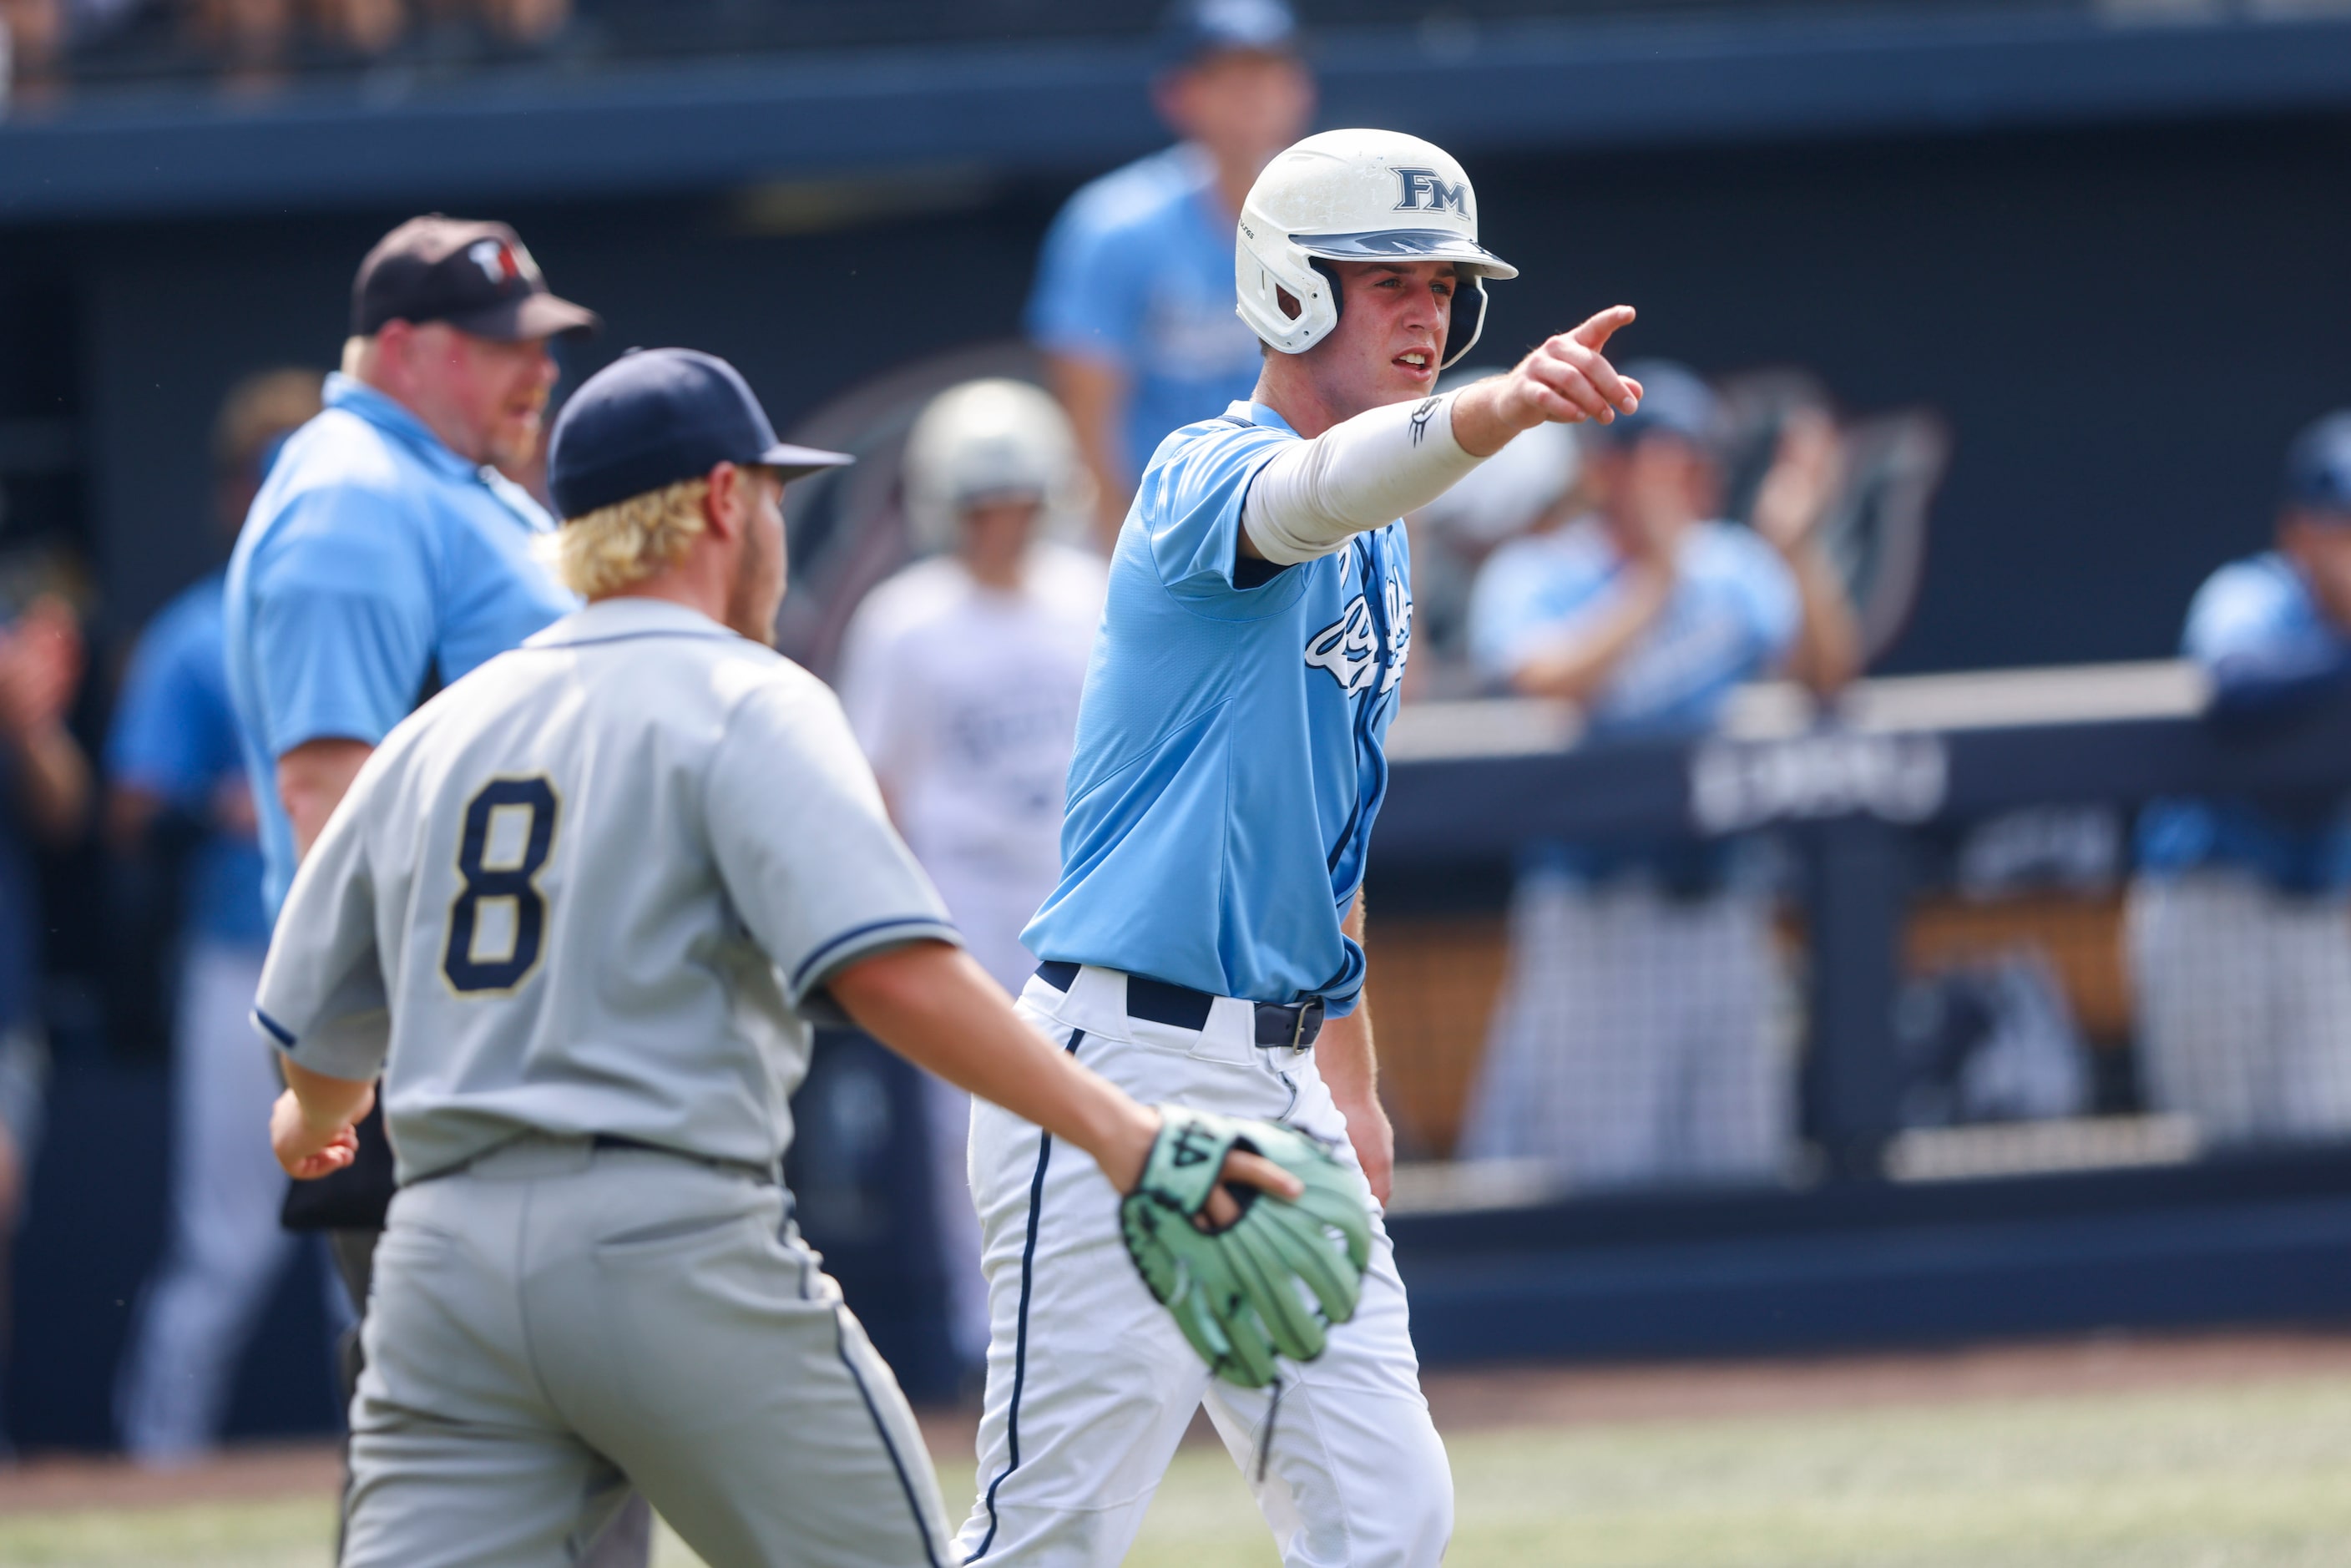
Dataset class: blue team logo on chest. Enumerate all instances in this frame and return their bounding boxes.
[1304,575,1412,696]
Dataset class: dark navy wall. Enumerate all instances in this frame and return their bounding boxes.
[60,110,2351,669]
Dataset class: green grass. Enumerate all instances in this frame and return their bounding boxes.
[11,1373,2351,1567]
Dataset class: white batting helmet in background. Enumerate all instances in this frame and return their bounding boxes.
[901,377,1095,554]
[1236,128,1518,370]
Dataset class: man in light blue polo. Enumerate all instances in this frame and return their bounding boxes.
[958,129,1644,1568]
[223,214,651,1566]
[1027,0,1314,542]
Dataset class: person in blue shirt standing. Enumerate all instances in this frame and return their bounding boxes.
[1457,365,1858,1188]
[2131,412,2351,1144]
[113,368,346,1464]
[221,215,654,1565]
[1027,0,1313,544]
[957,127,1641,1568]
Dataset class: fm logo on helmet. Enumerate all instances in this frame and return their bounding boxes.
[1392,167,1469,218]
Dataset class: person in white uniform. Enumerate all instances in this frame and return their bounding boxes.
[838,379,1108,1377]
[957,129,1647,1566]
[255,347,1317,1568]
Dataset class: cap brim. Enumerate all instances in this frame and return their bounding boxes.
[445,292,604,341]
[757,442,855,482]
[1296,229,1518,281]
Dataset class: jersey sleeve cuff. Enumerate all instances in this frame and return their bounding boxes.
[786,915,963,1009]
[253,1004,391,1082]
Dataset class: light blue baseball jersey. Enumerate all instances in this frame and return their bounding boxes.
[1469,518,1798,736]
[224,373,579,918]
[2139,552,2351,892]
[1026,144,1267,488]
[1021,402,1412,1017]
[108,569,270,948]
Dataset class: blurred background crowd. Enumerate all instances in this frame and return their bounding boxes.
[3,0,2350,1468]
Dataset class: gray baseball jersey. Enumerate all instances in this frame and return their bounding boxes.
[253,595,960,1185]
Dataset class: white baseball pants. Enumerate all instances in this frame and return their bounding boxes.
[953,965,1453,1567]
[1459,873,1790,1187]
[115,938,351,1459]
[2128,871,2351,1142]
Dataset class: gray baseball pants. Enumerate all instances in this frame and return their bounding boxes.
[341,1135,951,1568]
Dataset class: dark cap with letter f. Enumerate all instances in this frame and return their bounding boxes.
[548,348,852,522]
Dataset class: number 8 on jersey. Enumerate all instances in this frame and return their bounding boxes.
[442,776,559,994]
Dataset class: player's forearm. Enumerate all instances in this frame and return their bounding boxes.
[1507,564,1672,702]
[283,1054,376,1132]
[1044,352,1134,547]
[829,941,1159,1190]
[1780,542,1863,696]
[8,720,89,845]
[1243,393,1485,565]
[278,737,375,862]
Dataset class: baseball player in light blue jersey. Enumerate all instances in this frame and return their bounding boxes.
[2132,411,2351,1141]
[1028,0,1312,538]
[1457,364,1857,1187]
[219,215,655,1564]
[958,128,1646,1568]
[257,347,1340,1568]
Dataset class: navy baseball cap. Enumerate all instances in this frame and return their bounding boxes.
[547,348,852,522]
[353,215,599,341]
[1160,0,1297,64]
[2284,410,2351,516]
[1598,359,1722,453]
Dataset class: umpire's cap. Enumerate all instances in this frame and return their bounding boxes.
[353,215,600,341]
[2285,411,2351,517]
[548,348,852,521]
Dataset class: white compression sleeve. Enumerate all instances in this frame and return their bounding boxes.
[1241,393,1489,566]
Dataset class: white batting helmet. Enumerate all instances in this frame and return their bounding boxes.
[901,378,1095,555]
[1236,129,1518,371]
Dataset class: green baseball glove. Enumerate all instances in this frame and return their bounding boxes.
[1118,1105,1374,1389]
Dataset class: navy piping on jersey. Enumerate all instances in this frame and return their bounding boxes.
[968,1026,1087,1561]
[788,916,960,994]
[253,1008,296,1048]
[832,1304,945,1568]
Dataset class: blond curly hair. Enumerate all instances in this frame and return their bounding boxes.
[549,478,711,598]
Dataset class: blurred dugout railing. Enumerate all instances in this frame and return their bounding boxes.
[1366,662,2351,1363]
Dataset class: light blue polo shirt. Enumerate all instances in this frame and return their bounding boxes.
[108,569,270,948]
[1469,518,1797,736]
[1026,144,1267,489]
[2138,552,2351,893]
[1022,402,1413,1016]
[224,373,579,918]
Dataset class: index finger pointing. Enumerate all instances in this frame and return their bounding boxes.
[1567,304,1636,353]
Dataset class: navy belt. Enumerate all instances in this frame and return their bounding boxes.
[1036,961,1323,1050]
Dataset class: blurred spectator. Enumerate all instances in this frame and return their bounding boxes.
[0,586,94,1445]
[836,378,1105,1381]
[1457,362,1858,1188]
[1027,0,1312,543]
[1404,368,1582,699]
[2130,411,2351,1144]
[111,368,350,1465]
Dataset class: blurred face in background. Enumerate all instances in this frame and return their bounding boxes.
[959,495,1044,586]
[368,321,557,473]
[1589,432,1722,554]
[1156,48,1315,180]
[2281,508,2351,629]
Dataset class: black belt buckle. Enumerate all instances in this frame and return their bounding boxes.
[1256,997,1324,1051]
